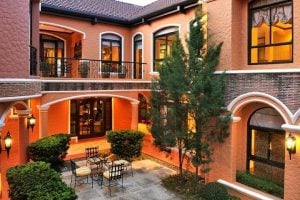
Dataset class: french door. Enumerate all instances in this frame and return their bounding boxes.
[70,98,112,139]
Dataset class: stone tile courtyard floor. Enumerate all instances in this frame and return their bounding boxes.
[61,159,182,200]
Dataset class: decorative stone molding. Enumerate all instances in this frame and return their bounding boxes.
[281,124,300,133]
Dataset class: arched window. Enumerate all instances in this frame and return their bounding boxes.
[247,107,285,186]
[249,0,293,64]
[153,26,179,71]
[134,34,143,79]
[101,33,121,62]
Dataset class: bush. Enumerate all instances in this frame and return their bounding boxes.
[162,173,204,200]
[236,171,283,198]
[28,134,71,170]
[107,130,145,159]
[200,182,229,200]
[7,161,77,200]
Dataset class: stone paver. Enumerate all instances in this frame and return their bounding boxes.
[62,159,181,200]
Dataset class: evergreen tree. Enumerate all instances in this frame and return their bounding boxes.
[150,36,190,177]
[150,9,230,179]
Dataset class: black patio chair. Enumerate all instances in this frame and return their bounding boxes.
[85,146,101,168]
[100,163,125,196]
[70,159,93,188]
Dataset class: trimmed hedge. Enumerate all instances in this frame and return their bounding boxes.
[200,182,229,200]
[28,134,71,170]
[236,171,283,198]
[107,130,145,159]
[7,161,77,200]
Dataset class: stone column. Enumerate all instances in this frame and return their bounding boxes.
[38,105,49,138]
[130,101,139,130]
[15,109,30,164]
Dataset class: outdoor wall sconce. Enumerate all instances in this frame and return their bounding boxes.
[286,134,296,160]
[0,131,12,157]
[27,114,36,132]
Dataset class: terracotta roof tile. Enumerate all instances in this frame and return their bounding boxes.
[41,0,197,22]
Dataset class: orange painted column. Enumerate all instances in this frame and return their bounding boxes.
[38,106,49,138]
[0,109,30,200]
[16,110,30,164]
[130,102,139,130]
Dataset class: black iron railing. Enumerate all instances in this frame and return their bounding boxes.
[40,57,145,79]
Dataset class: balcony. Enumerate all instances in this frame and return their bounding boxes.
[40,57,151,92]
[40,57,145,80]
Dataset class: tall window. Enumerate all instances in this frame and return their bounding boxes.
[101,33,121,62]
[134,34,143,79]
[249,0,293,64]
[153,26,178,71]
[247,108,285,186]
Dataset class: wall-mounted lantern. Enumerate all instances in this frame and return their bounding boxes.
[286,133,296,160]
[27,114,36,132]
[0,131,12,157]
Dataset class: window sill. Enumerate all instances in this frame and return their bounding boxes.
[217,179,283,200]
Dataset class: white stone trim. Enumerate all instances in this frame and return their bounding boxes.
[0,94,42,103]
[0,79,41,82]
[40,79,151,83]
[227,92,292,124]
[281,124,300,133]
[39,21,86,39]
[215,69,300,74]
[41,89,151,94]
[217,179,282,200]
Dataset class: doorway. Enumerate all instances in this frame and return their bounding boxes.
[70,98,112,139]
[40,34,65,77]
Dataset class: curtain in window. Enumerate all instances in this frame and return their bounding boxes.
[252,4,292,27]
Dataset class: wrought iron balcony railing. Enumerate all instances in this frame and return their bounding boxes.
[40,57,145,79]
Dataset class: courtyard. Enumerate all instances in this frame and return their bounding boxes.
[62,159,181,200]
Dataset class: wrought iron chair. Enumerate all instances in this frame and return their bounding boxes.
[100,163,125,196]
[106,154,133,176]
[70,159,93,188]
[85,146,101,168]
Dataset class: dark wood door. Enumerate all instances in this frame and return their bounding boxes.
[70,98,112,139]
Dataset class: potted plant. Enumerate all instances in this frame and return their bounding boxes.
[118,64,126,78]
[102,63,111,78]
[40,61,51,77]
[79,62,89,78]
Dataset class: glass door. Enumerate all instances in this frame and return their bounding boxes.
[70,98,112,139]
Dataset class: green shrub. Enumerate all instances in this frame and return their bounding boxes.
[162,173,204,200]
[28,133,71,170]
[107,130,145,159]
[200,182,229,200]
[7,161,77,200]
[236,171,283,198]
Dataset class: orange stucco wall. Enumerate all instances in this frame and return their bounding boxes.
[113,98,132,130]
[48,101,69,135]
[40,8,196,80]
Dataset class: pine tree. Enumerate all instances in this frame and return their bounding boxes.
[150,9,230,179]
[150,35,190,177]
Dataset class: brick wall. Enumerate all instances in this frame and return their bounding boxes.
[224,73,300,113]
[0,81,41,98]
[42,82,151,91]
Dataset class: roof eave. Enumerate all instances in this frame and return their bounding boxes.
[41,0,200,26]
[41,6,131,26]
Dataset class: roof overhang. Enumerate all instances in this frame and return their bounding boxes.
[41,0,199,27]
